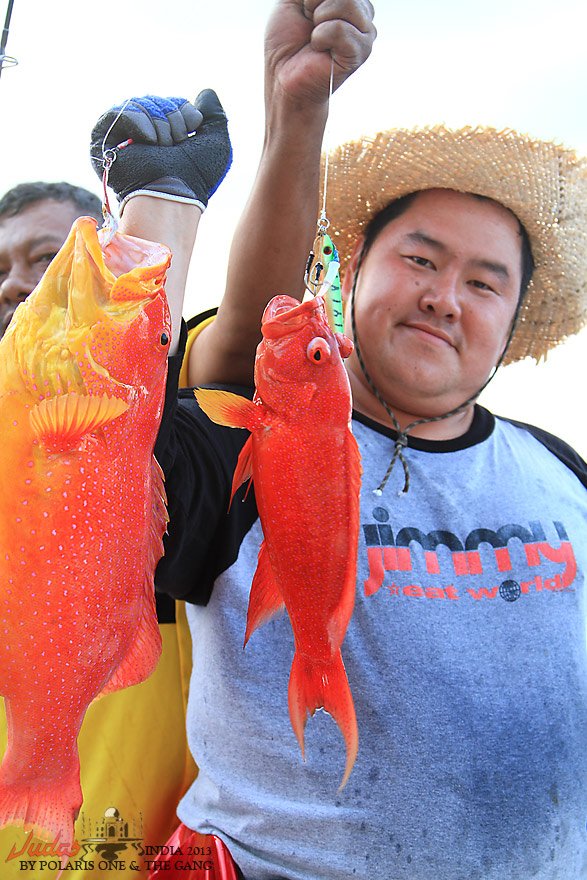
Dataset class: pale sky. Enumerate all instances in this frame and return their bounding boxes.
[1,0,586,454]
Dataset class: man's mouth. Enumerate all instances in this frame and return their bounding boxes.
[402,322,457,349]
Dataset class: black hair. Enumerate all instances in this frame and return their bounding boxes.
[361,189,535,301]
[0,181,102,222]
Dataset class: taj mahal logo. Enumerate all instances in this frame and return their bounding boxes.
[80,806,143,864]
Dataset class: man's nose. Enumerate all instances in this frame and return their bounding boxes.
[419,272,462,320]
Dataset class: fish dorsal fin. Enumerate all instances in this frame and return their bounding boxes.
[29,392,129,450]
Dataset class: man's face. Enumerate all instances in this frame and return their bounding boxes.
[343,189,523,424]
[0,199,82,337]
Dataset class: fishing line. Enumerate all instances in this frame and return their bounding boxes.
[304,55,344,335]
[93,98,134,244]
[319,56,335,227]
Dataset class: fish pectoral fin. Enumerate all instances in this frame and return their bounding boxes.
[98,585,162,697]
[29,392,129,449]
[194,388,264,431]
[244,541,285,646]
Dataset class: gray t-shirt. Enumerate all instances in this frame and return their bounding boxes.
[175,411,587,880]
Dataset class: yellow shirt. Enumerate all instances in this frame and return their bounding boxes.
[0,314,213,879]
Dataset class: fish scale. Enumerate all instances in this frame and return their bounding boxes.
[0,217,171,846]
[196,294,362,789]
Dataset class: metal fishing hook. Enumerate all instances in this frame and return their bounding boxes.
[98,99,134,245]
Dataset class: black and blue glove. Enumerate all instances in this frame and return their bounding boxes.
[90,90,232,213]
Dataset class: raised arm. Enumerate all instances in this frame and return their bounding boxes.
[89,91,232,355]
[188,0,376,385]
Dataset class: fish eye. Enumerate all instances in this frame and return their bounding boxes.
[307,337,331,364]
[160,331,169,346]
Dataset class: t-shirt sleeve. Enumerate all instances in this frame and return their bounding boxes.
[502,416,587,490]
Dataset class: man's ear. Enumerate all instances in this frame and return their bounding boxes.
[341,237,366,305]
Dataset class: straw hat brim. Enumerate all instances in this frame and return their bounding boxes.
[323,126,587,364]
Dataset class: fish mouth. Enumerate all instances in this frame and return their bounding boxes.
[9,218,171,400]
[64,218,171,330]
[99,225,170,282]
[262,295,323,340]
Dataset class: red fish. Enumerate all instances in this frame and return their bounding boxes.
[0,217,171,844]
[196,294,362,788]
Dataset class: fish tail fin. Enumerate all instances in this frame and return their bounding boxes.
[0,701,81,847]
[0,762,80,848]
[288,650,358,790]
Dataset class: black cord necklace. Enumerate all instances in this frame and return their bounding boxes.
[349,242,523,495]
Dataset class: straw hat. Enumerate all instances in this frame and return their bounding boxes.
[323,125,587,364]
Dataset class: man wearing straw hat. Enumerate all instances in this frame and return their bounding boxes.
[92,0,586,877]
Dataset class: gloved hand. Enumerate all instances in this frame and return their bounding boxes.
[90,90,232,213]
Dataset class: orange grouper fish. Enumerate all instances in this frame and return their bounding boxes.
[196,294,362,789]
[0,216,171,844]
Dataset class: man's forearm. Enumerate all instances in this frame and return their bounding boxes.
[188,0,376,387]
[119,196,201,356]
[192,100,328,385]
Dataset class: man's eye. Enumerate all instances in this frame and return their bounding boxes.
[407,255,433,268]
[34,252,58,266]
[470,279,495,293]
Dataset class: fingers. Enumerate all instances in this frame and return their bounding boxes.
[169,101,203,141]
[193,89,228,125]
[300,0,313,20]
[304,0,374,29]
[94,97,204,153]
[303,0,376,74]
[129,97,203,145]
